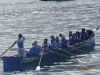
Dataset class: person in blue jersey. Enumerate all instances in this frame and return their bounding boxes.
[50,35,56,45]
[76,31,81,44]
[52,36,62,50]
[59,33,65,40]
[42,38,51,53]
[68,31,76,46]
[59,34,68,48]
[28,41,41,56]
[9,34,26,57]
[81,28,89,40]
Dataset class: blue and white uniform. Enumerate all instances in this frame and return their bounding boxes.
[42,43,51,53]
[69,36,76,45]
[11,37,25,48]
[76,34,81,43]
[52,41,62,50]
[61,35,65,39]
[81,32,89,40]
[51,38,56,45]
[28,45,41,55]
[11,37,26,57]
[60,38,68,48]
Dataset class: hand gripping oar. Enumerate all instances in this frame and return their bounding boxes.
[36,49,44,71]
[0,48,10,57]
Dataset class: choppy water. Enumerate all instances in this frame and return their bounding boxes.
[0,0,100,75]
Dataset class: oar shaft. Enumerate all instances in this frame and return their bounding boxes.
[52,45,74,56]
[59,48,74,56]
[87,42,100,46]
[88,25,100,40]
[0,48,10,57]
[49,50,69,58]
[69,46,91,56]
[71,26,100,56]
[71,47,87,54]
[38,49,44,66]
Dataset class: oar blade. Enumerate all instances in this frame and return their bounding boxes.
[36,66,40,71]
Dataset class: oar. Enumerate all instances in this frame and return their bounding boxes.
[0,48,10,57]
[49,50,69,58]
[68,26,100,56]
[59,48,75,56]
[85,41,100,46]
[52,45,75,56]
[68,46,91,56]
[86,25,100,46]
[10,48,31,51]
[36,49,44,71]
[88,25,100,40]
[94,43,100,46]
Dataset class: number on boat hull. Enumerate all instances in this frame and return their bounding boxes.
[20,57,39,63]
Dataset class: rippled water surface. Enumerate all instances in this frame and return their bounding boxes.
[0,0,100,75]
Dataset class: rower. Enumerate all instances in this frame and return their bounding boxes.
[59,33,65,40]
[68,31,76,46]
[42,38,51,53]
[28,41,41,56]
[9,34,26,57]
[50,35,56,44]
[76,31,81,44]
[52,36,62,50]
[59,35,68,48]
[86,29,94,39]
[81,28,89,40]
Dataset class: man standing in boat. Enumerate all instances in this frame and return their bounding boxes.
[9,34,26,57]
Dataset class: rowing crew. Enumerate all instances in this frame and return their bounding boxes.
[9,28,94,57]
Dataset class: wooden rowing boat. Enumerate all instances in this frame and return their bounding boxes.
[1,36,95,72]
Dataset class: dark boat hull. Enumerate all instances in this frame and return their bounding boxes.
[1,37,95,72]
